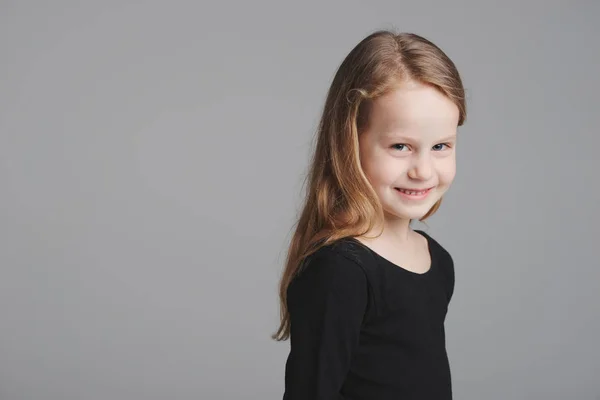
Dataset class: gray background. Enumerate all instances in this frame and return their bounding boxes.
[1,1,599,399]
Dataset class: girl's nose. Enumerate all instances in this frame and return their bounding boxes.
[407,154,433,181]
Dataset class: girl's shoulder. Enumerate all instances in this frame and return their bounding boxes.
[415,229,455,300]
[414,229,453,261]
[293,236,389,291]
[287,238,371,307]
[296,237,370,280]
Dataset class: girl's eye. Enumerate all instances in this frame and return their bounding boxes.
[433,143,451,151]
[391,144,408,151]
[391,143,452,151]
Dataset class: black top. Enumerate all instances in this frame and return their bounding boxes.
[283,229,455,400]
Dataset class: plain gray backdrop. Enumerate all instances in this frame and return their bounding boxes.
[1,1,599,399]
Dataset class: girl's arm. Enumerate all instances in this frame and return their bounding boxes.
[283,250,368,400]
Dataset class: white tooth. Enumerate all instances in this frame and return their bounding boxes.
[400,189,426,195]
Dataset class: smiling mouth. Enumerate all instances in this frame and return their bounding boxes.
[395,187,433,195]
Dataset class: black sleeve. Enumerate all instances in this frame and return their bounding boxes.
[446,251,455,303]
[283,249,369,400]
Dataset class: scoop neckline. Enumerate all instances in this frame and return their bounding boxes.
[347,229,436,277]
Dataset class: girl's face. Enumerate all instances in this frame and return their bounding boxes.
[358,80,459,222]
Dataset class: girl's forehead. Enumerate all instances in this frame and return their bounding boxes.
[367,85,460,133]
[373,86,458,121]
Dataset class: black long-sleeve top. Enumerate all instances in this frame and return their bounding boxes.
[283,229,455,400]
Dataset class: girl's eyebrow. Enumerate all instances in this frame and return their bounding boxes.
[382,134,457,142]
[438,134,458,142]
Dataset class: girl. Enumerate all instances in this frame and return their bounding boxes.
[273,30,466,400]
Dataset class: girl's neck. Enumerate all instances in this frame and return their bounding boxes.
[358,217,414,244]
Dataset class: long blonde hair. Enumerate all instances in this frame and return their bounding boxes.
[272,30,467,341]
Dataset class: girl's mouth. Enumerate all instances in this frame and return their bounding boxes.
[394,187,433,200]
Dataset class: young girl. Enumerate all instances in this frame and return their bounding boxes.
[273,30,466,400]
